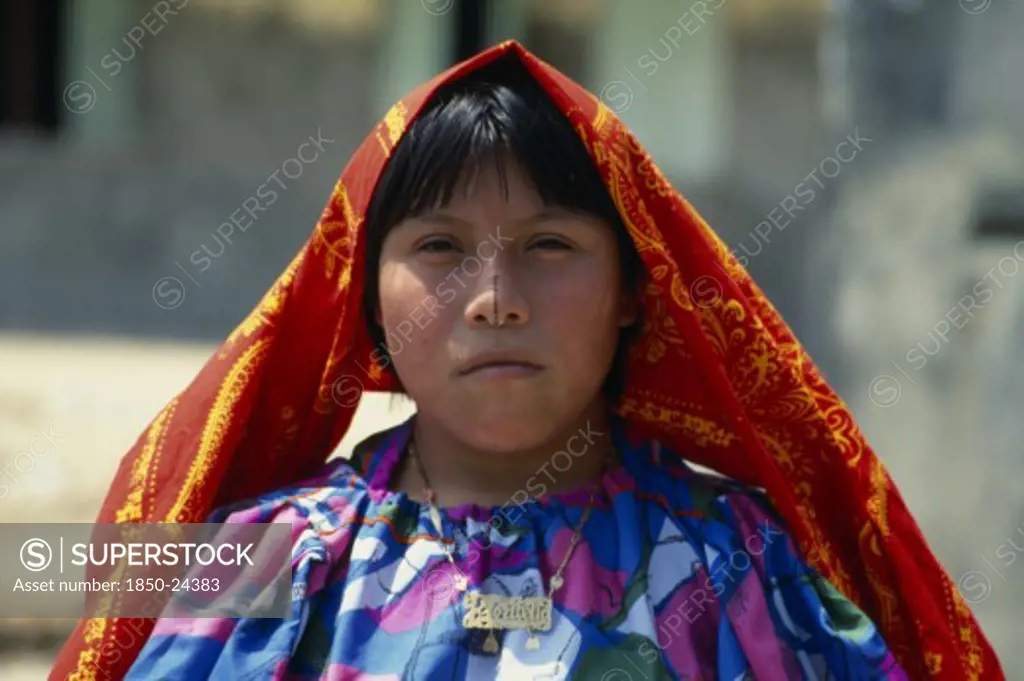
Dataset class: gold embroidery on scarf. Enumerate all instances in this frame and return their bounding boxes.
[338,179,360,228]
[69,550,148,680]
[949,572,984,679]
[385,101,408,145]
[636,276,688,363]
[865,457,890,537]
[636,310,684,364]
[618,398,737,448]
[697,301,791,408]
[592,100,613,137]
[750,383,816,424]
[611,169,666,255]
[88,561,128,620]
[626,388,708,414]
[751,427,798,475]
[314,181,359,292]
[735,337,781,405]
[584,111,667,259]
[314,342,354,416]
[631,138,674,199]
[696,214,751,290]
[695,300,745,359]
[836,417,870,469]
[756,424,820,494]
[858,523,901,634]
[597,109,737,310]
[83,617,104,645]
[647,260,697,316]
[795,492,855,601]
[669,268,694,312]
[767,346,869,468]
[924,651,943,676]
[166,338,270,522]
[222,250,304,356]
[376,101,408,157]
[67,617,106,681]
[115,398,178,522]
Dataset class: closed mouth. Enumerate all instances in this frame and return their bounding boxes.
[459,361,543,376]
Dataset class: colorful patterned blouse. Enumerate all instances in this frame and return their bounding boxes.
[125,417,906,680]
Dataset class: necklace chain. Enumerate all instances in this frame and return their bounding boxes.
[407,440,604,651]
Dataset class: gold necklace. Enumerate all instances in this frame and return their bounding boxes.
[408,441,602,653]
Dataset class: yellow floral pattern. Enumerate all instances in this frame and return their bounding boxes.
[375,100,408,157]
[313,180,360,293]
[114,398,177,523]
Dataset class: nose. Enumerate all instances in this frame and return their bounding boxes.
[465,271,529,329]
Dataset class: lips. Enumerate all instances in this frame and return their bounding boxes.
[460,362,544,380]
[463,361,541,375]
[456,351,544,377]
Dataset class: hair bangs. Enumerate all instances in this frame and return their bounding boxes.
[366,56,620,233]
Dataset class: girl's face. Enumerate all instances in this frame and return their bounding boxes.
[377,159,637,452]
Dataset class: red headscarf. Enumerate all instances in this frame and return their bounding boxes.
[52,41,1002,681]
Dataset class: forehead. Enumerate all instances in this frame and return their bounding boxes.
[439,157,544,215]
[412,162,613,234]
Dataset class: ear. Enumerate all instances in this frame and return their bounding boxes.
[617,284,641,328]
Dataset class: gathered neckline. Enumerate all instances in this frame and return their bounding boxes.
[350,416,649,522]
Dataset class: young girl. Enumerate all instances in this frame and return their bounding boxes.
[53,41,1001,680]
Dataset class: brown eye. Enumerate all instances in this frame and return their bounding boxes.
[528,237,572,251]
[416,237,460,253]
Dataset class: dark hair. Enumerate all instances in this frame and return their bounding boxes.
[363,55,643,399]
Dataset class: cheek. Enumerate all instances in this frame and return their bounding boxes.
[534,264,622,367]
[378,265,453,378]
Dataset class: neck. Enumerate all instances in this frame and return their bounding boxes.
[401,404,616,508]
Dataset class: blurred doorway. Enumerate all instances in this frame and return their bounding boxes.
[0,0,66,133]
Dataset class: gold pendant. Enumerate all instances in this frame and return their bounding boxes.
[462,592,552,632]
[454,574,468,591]
[483,630,499,653]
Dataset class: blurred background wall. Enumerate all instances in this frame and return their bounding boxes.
[1,0,1021,677]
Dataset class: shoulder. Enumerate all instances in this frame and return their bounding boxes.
[645,442,794,543]
[201,458,381,568]
[202,428,410,554]
[206,459,355,521]
[643,442,762,508]
[202,458,392,570]
[207,427,399,525]
[692,473,781,526]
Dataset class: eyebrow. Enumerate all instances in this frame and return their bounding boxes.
[410,206,581,228]
[408,212,474,228]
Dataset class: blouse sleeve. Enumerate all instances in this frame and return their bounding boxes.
[708,486,908,680]
[124,487,330,681]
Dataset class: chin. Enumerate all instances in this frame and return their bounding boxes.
[448,400,566,452]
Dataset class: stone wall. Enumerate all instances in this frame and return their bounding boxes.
[1,4,387,340]
[820,126,1024,673]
